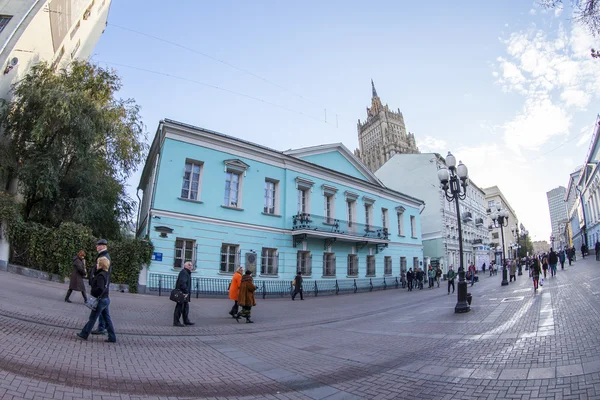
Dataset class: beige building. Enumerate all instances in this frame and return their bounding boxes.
[354,80,419,172]
[483,186,519,261]
[532,240,551,255]
[0,0,112,101]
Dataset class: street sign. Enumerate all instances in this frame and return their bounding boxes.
[151,252,163,261]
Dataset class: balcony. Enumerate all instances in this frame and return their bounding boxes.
[291,213,389,247]
[475,218,484,226]
[462,211,473,222]
[473,239,483,244]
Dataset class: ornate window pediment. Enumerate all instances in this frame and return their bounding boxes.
[223,159,250,174]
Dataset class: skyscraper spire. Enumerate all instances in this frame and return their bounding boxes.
[371,79,378,97]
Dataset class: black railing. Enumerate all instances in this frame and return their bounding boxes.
[291,213,389,240]
[475,218,484,226]
[473,239,483,244]
[147,273,405,298]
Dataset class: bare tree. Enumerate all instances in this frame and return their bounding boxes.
[540,0,600,36]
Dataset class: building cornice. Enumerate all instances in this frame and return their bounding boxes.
[154,119,425,208]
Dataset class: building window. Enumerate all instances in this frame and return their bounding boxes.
[347,200,356,232]
[174,239,195,269]
[51,46,65,70]
[0,16,11,34]
[70,21,80,40]
[297,251,312,276]
[347,254,358,276]
[181,160,203,201]
[365,204,373,231]
[224,171,241,208]
[298,188,310,213]
[324,194,335,223]
[70,39,81,59]
[260,248,278,275]
[323,253,336,277]
[220,244,240,273]
[397,211,405,236]
[410,215,417,237]
[366,255,376,277]
[264,179,278,214]
[384,256,392,276]
[492,232,499,239]
[382,208,388,230]
[413,257,419,270]
[400,257,407,274]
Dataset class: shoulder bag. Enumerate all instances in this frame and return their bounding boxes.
[85,271,110,311]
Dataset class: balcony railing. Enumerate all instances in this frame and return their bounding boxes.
[292,213,389,240]
[473,239,483,244]
[462,211,473,222]
[475,218,484,226]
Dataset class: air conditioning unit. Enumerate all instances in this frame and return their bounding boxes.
[245,252,257,275]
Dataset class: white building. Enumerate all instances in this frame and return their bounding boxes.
[483,186,519,262]
[376,153,490,274]
[0,0,112,269]
[546,186,568,249]
[0,0,112,101]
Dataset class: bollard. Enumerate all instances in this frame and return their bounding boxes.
[383,277,387,290]
[335,280,339,295]
[262,281,266,299]
[369,278,373,292]
[353,279,357,293]
[196,278,199,299]
[158,276,162,297]
[314,280,318,297]
[395,277,399,289]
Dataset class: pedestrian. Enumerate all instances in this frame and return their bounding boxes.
[468,264,476,286]
[173,261,194,327]
[427,265,435,289]
[596,241,600,261]
[228,267,243,317]
[236,270,256,323]
[559,249,566,270]
[435,266,442,288]
[581,243,586,259]
[548,248,558,277]
[406,268,413,291]
[90,239,111,336]
[77,256,116,343]
[291,271,304,300]
[568,247,573,266]
[509,259,517,282]
[447,265,456,295]
[416,268,424,290]
[482,262,486,273]
[531,258,541,292]
[542,254,548,278]
[65,250,88,303]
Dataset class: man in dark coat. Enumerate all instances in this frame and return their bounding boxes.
[548,248,558,277]
[91,239,112,335]
[173,261,194,327]
[292,271,303,300]
[406,268,414,291]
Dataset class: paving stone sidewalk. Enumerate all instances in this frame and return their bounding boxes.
[1,258,600,399]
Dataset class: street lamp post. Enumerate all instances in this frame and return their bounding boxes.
[491,206,509,286]
[437,151,470,314]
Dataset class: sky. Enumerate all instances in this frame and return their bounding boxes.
[92,0,600,243]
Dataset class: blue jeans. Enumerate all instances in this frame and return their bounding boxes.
[80,298,116,342]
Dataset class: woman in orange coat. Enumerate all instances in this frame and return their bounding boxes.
[237,270,257,323]
[228,267,243,318]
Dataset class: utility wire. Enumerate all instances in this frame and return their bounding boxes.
[97,60,330,124]
[107,23,330,110]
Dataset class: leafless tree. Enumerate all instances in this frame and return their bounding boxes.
[540,0,600,36]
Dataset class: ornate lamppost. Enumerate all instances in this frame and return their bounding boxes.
[575,185,588,250]
[437,151,470,313]
[491,205,509,286]
[517,225,528,275]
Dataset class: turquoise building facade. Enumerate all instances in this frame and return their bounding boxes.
[136,119,425,293]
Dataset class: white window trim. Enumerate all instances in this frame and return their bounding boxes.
[382,208,389,230]
[220,244,240,274]
[397,211,405,236]
[181,159,204,202]
[224,170,243,208]
[324,192,336,224]
[410,215,417,238]
[264,178,280,215]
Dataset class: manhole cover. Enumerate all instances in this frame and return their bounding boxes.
[501,296,524,302]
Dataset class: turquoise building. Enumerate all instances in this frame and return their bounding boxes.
[136,119,425,294]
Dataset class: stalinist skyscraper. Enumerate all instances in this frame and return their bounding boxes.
[354,80,419,172]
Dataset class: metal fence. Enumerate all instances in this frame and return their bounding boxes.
[147,273,408,299]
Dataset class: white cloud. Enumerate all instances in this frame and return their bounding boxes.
[417,136,447,153]
[554,5,563,17]
[529,8,537,15]
[494,24,600,152]
[576,122,596,147]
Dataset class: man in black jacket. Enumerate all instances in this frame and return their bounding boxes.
[91,239,111,335]
[291,271,303,300]
[548,248,558,277]
[173,261,195,327]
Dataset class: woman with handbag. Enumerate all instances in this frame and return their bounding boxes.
[77,257,116,343]
[236,270,256,323]
[65,250,88,303]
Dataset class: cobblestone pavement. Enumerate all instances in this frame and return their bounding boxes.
[1,258,600,400]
